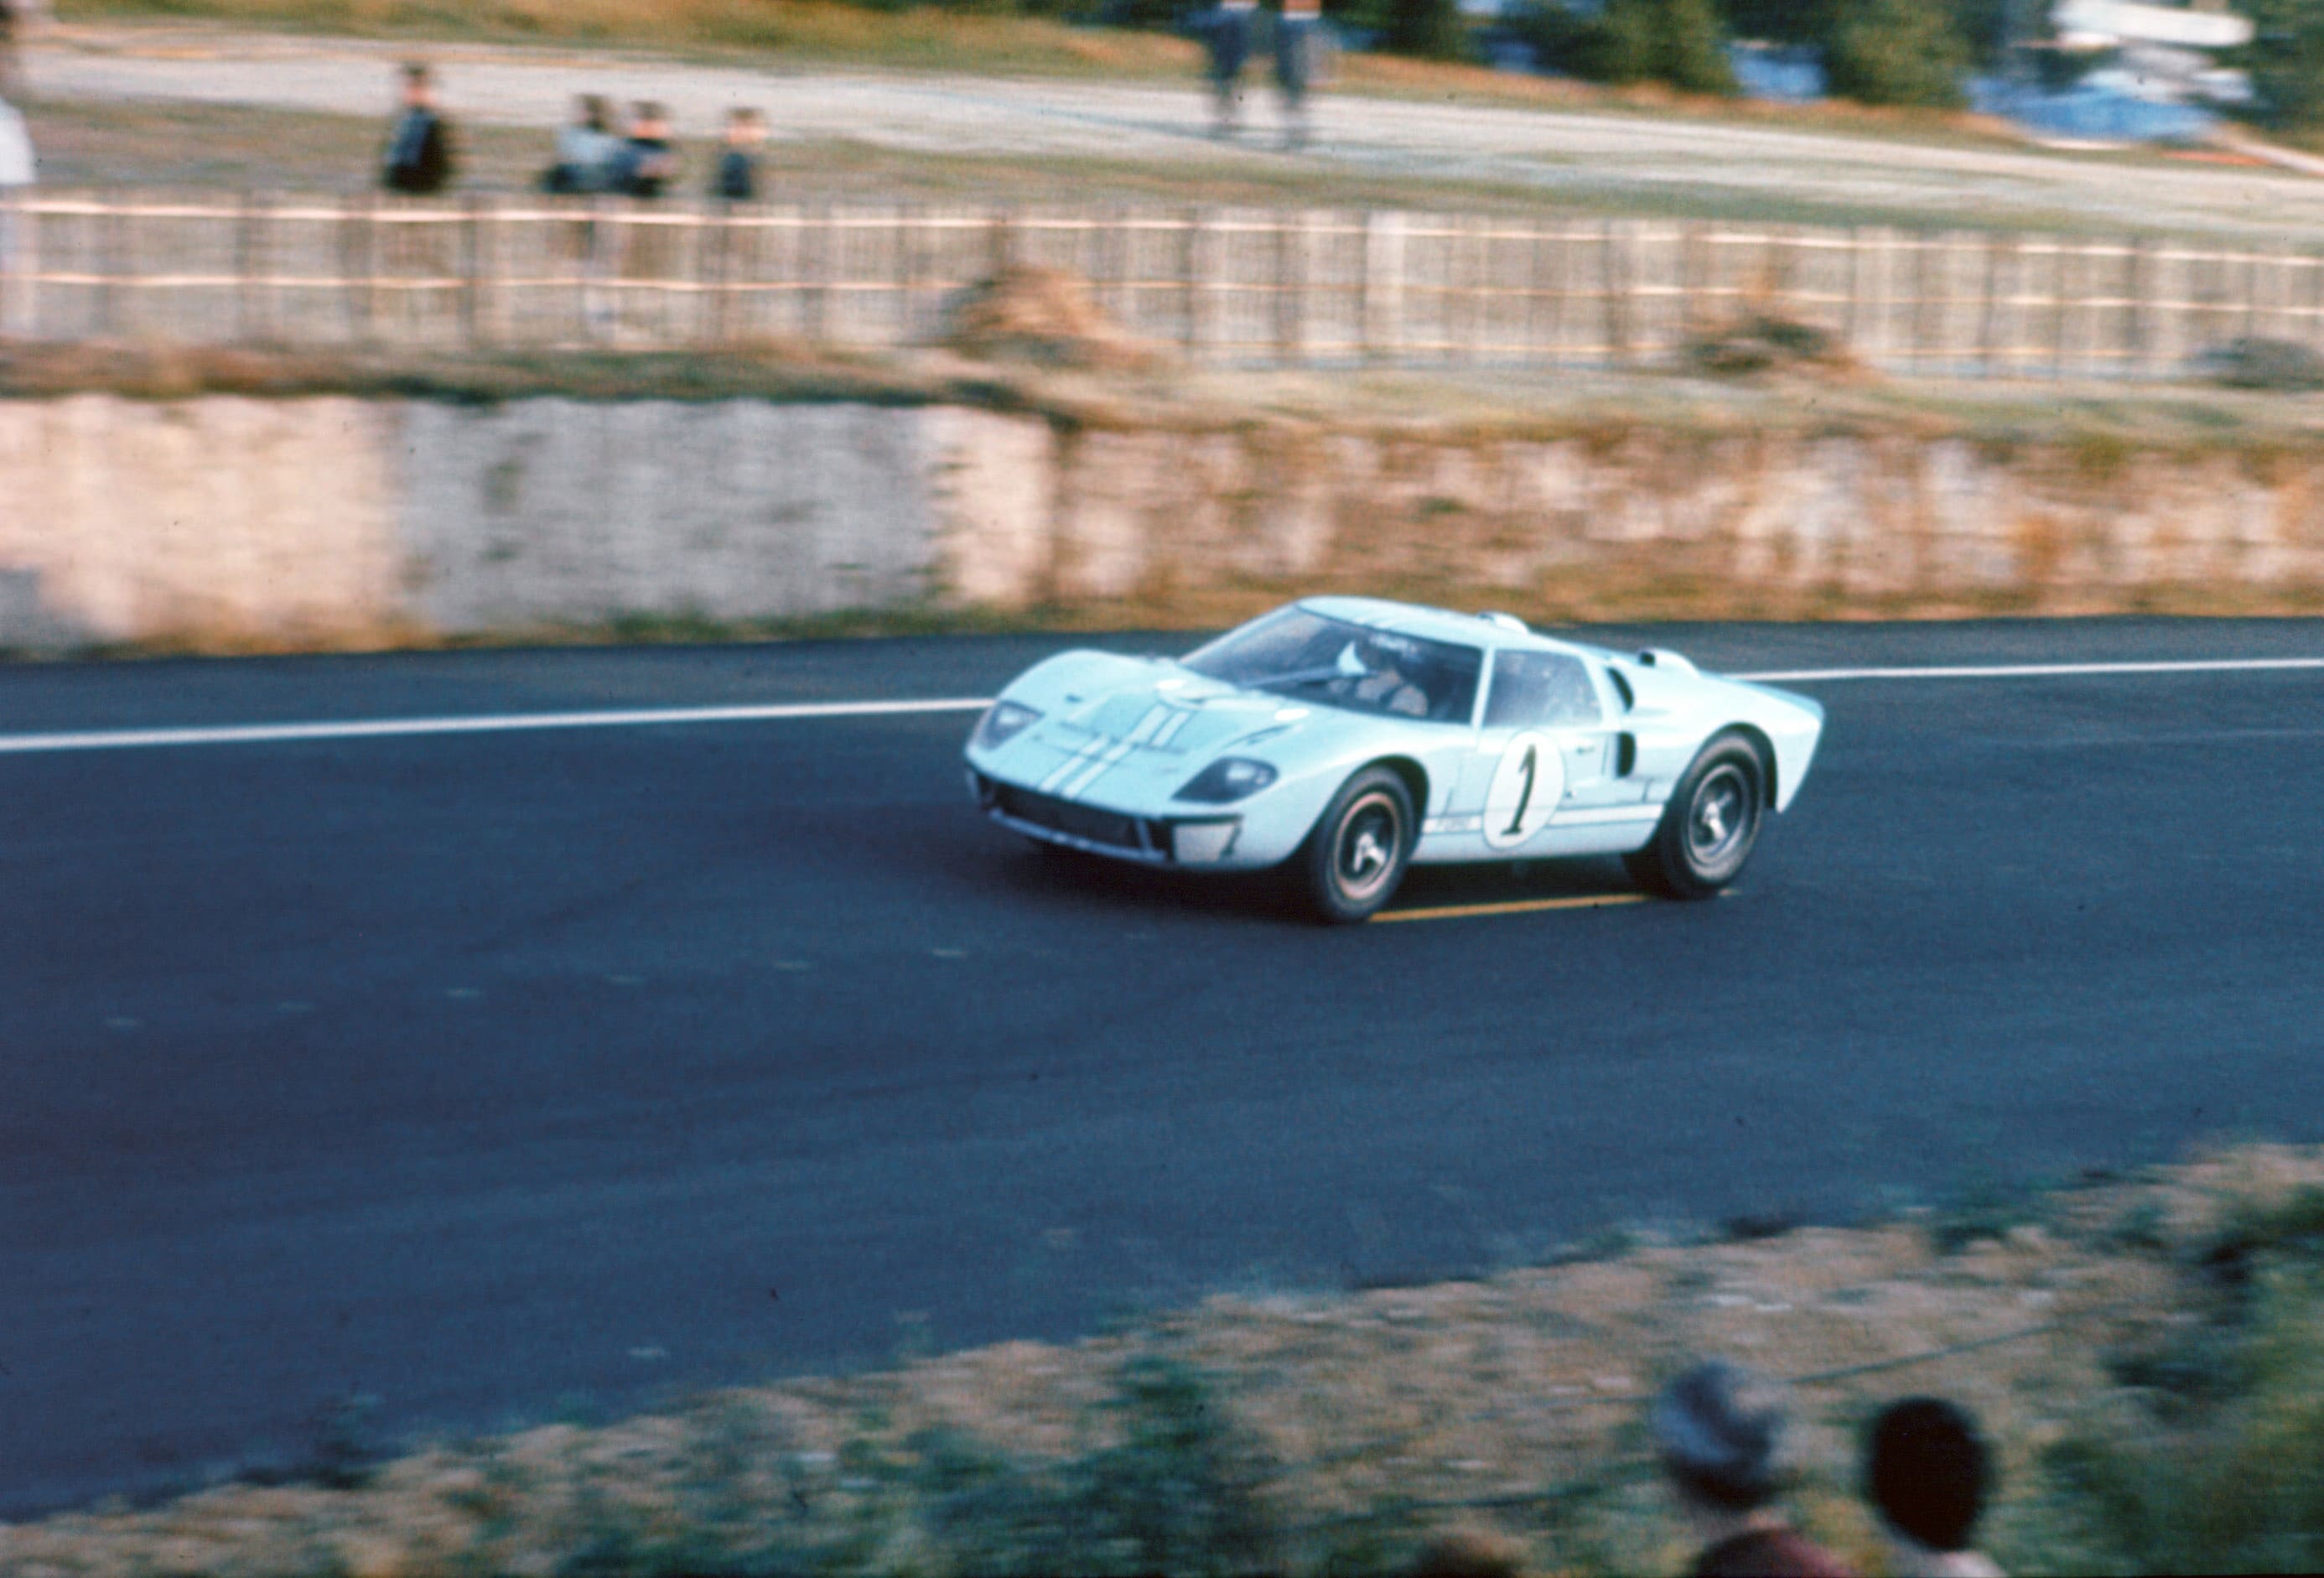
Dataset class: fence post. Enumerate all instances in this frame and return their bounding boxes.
[0,188,23,338]
[1601,220,1631,367]
[356,193,384,345]
[459,193,485,349]
[986,205,1014,277]
[99,198,130,337]
[1978,231,2011,377]
[2124,236,2151,380]
[235,191,265,345]
[807,201,836,345]
[2043,238,2068,380]
[1840,226,1869,357]
[1359,209,1403,364]
[2308,246,2324,355]
[1679,220,1709,336]
[1272,208,1308,365]
[1182,206,1213,360]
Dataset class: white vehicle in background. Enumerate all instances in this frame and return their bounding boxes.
[966,597,1825,922]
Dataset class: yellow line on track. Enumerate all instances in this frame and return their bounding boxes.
[1372,892,1651,923]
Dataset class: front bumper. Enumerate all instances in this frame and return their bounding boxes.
[968,771,1247,867]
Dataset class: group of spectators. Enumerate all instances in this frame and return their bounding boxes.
[1652,1361,2002,1578]
[380,62,766,203]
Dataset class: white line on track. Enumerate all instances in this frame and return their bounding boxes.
[2,656,2321,755]
[0,698,992,755]
[1735,657,2324,683]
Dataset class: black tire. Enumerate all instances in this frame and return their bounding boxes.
[1299,766,1414,924]
[1623,734,1765,901]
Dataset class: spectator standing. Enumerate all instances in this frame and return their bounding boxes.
[544,93,620,194]
[0,86,34,334]
[612,101,679,199]
[1652,1361,1856,1578]
[381,61,454,195]
[1274,0,1321,148]
[1206,0,1257,137]
[712,106,765,202]
[1865,1399,2005,1578]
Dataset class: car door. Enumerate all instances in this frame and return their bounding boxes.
[1440,646,1626,855]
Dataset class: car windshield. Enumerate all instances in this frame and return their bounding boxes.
[1180,607,1482,723]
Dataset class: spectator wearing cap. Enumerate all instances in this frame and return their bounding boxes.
[1652,1361,1855,1578]
[381,61,454,195]
[1865,1399,2004,1578]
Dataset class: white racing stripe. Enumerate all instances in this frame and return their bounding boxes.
[3,655,2323,756]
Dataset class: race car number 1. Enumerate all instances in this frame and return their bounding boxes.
[1482,731,1565,849]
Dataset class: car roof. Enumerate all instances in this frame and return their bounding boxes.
[1296,595,1595,660]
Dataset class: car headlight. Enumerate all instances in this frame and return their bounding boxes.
[973,701,1040,750]
[1175,757,1279,803]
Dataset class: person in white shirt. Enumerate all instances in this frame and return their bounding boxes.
[0,91,33,335]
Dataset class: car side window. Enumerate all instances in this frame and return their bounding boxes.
[1483,650,1602,729]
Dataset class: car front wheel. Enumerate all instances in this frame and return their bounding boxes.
[1299,766,1414,924]
[1624,734,1764,900]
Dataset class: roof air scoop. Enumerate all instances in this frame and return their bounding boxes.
[1637,648,1699,677]
[1476,611,1528,633]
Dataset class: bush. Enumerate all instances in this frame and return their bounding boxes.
[2233,0,2324,133]
[1382,0,1471,60]
[2198,336,2324,392]
[1517,0,1735,93]
[1822,0,1969,107]
[2047,1268,2324,1572]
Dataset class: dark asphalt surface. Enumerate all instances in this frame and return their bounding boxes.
[7,618,2324,1518]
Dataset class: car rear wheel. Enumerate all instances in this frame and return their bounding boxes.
[1299,767,1414,924]
[1623,734,1764,900]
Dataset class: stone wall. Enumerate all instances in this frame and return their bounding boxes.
[3,394,2321,651]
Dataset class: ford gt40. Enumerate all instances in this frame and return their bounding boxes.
[964,597,1824,922]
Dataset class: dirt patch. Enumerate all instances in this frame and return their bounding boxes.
[942,264,1165,373]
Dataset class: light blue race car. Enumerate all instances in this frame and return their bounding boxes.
[965,596,1825,922]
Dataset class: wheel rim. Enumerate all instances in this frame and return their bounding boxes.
[1332,790,1403,902]
[1684,764,1755,868]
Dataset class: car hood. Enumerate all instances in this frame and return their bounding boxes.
[1038,667,1311,759]
[975,651,1345,804]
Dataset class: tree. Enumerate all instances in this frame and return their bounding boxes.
[1518,0,1735,94]
[1822,0,1969,107]
[1383,0,1471,60]
[2233,0,2324,132]
[1651,0,1739,94]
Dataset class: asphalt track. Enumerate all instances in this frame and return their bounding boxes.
[8,618,2324,1518]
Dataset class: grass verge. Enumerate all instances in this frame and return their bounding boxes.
[13,1145,2324,1575]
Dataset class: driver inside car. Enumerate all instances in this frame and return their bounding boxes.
[1346,639,1429,717]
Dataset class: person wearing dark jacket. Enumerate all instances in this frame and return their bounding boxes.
[381,62,453,195]
[611,101,678,200]
[712,106,765,202]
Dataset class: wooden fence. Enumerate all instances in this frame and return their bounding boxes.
[3,189,2321,378]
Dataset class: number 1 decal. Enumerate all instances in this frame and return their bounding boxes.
[1482,731,1564,850]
